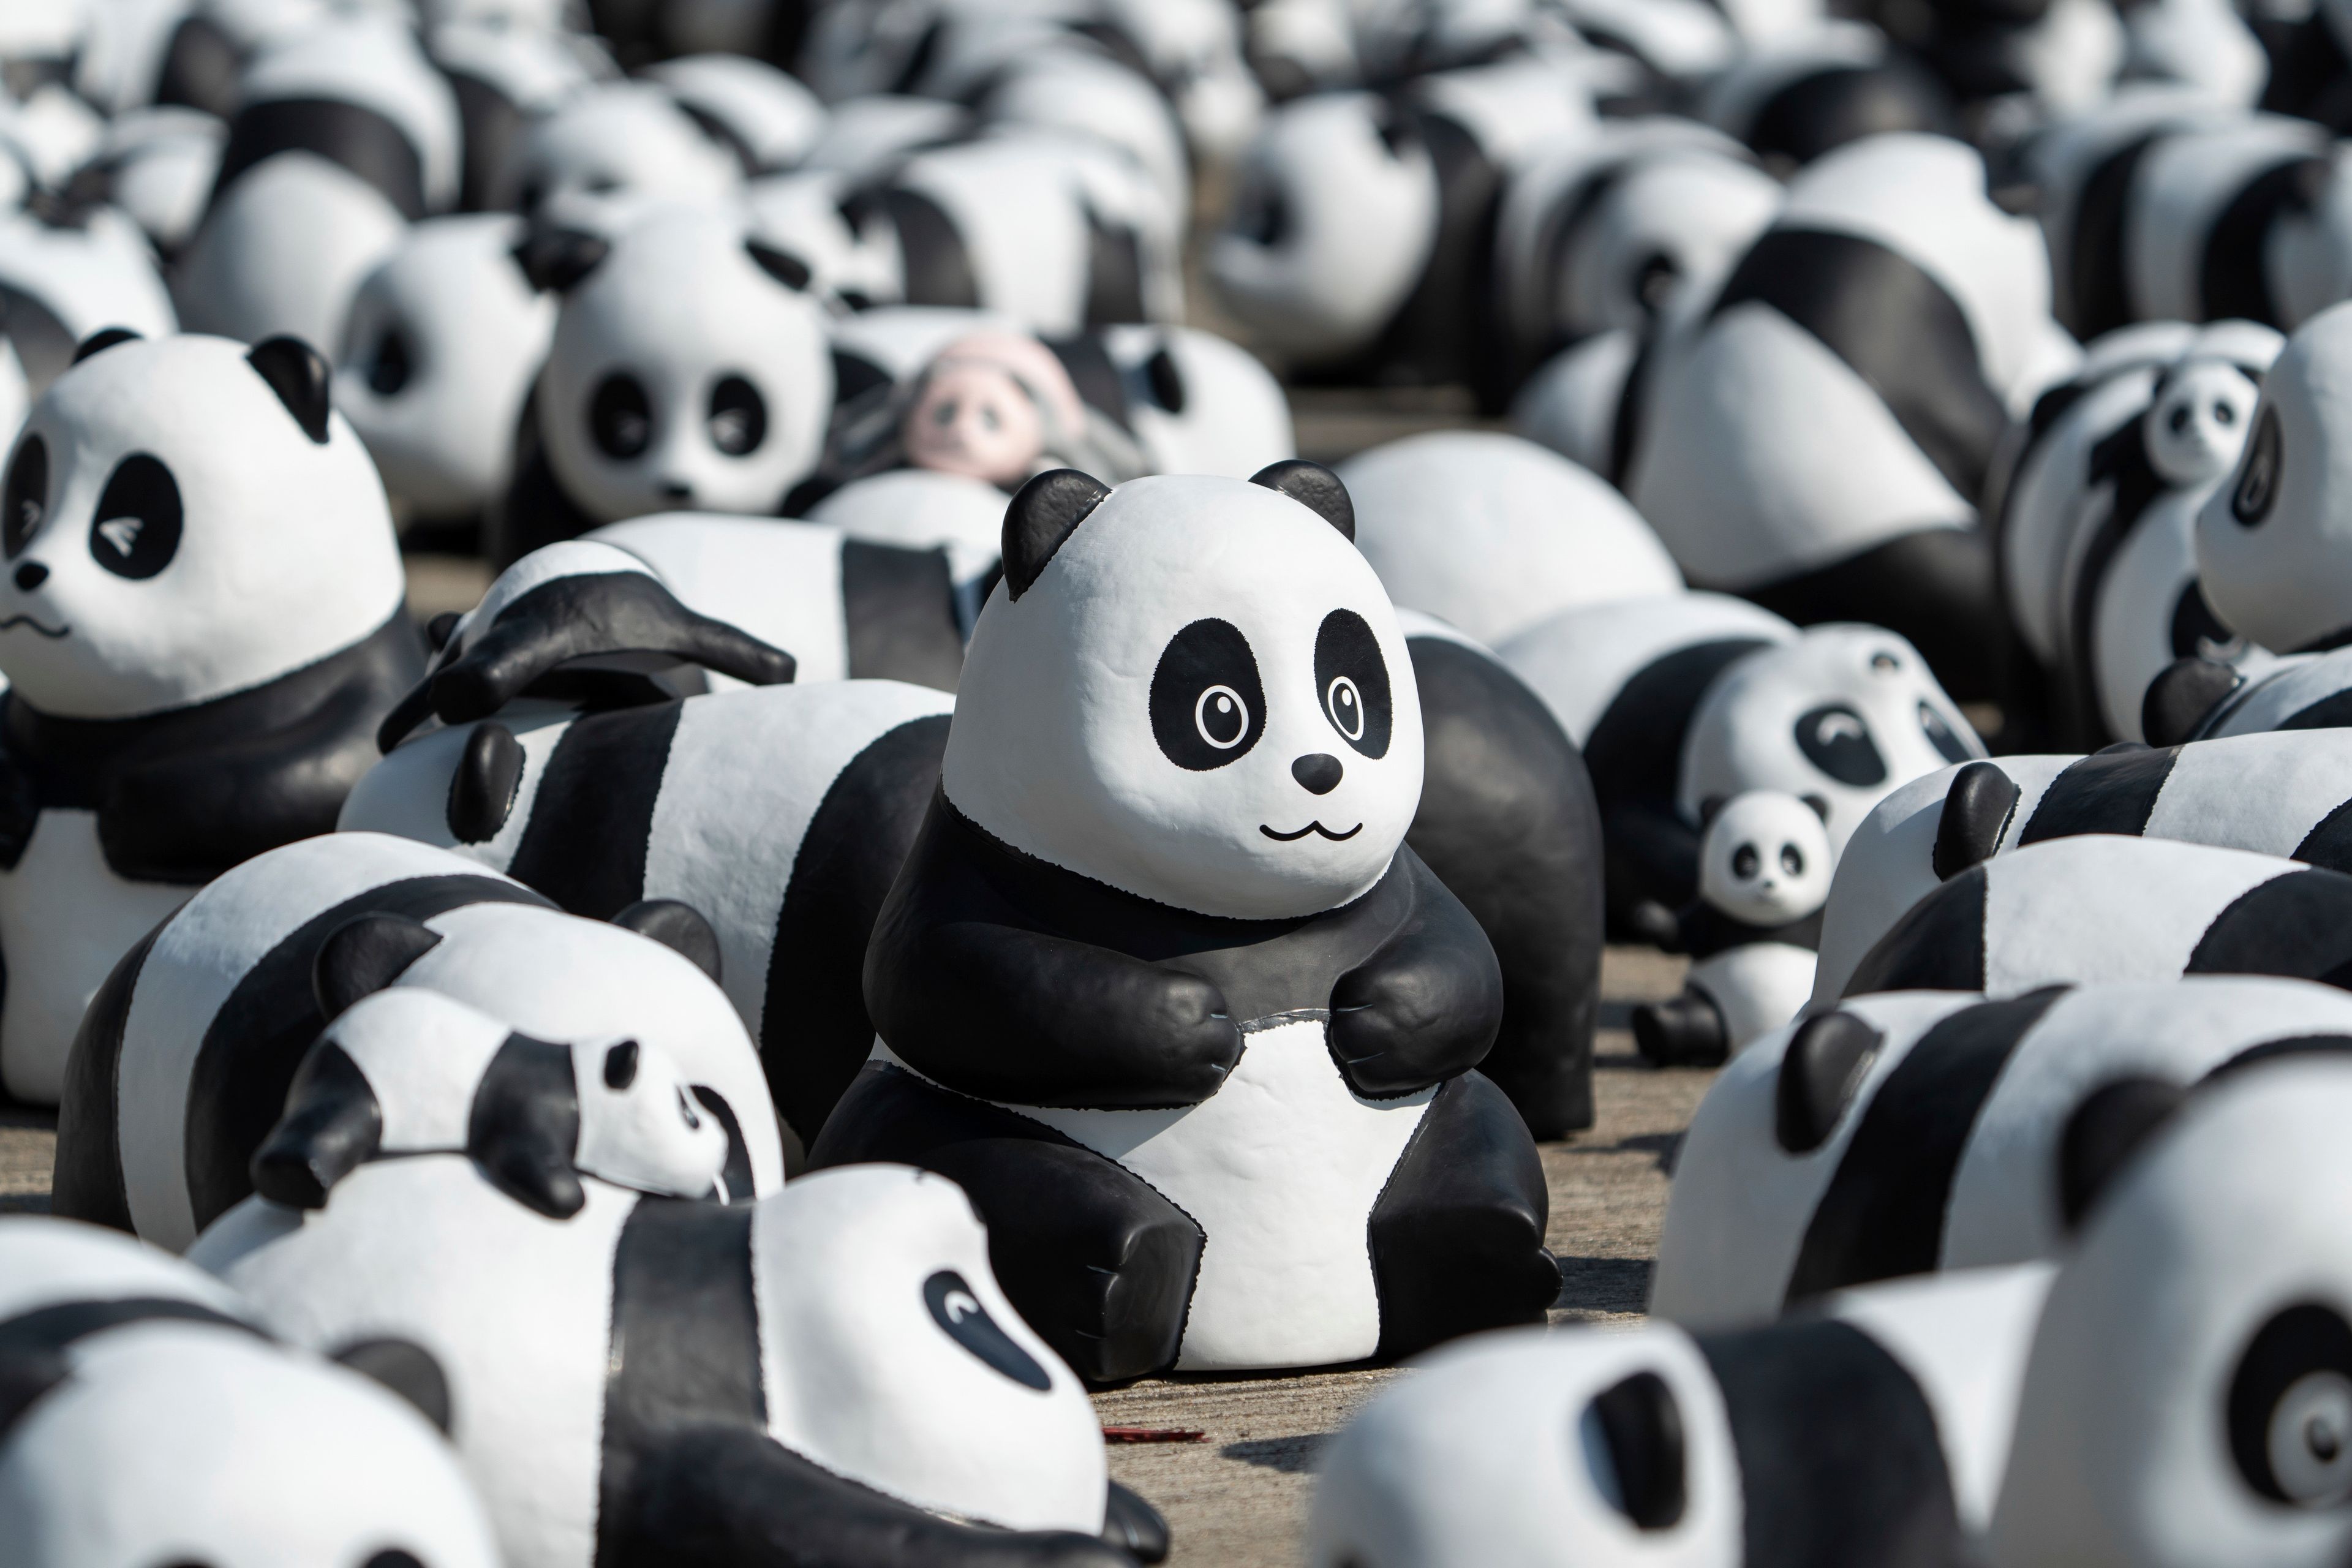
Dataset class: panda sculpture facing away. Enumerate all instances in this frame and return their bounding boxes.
[813,464,1559,1381]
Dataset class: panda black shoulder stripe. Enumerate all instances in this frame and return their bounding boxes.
[1711,228,2008,502]
[1362,109,1511,409]
[2066,132,2167,340]
[506,703,684,918]
[881,187,981,311]
[2015,744,2178,845]
[2062,418,2170,730]
[2293,798,2352,875]
[1839,865,1988,998]
[1607,327,1662,488]
[1783,989,2064,1304]
[48,921,162,1233]
[0,1297,266,1437]
[2185,867,2352,989]
[1694,1317,1961,1568]
[763,714,951,1143]
[211,97,429,222]
[840,541,964,690]
[1583,639,1774,817]
[181,874,556,1234]
[2201,156,2328,327]
[594,1197,765,1568]
[1084,211,1147,331]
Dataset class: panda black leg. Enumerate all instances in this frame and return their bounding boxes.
[812,1066,1202,1384]
[1368,1071,1558,1361]
[1631,988,1730,1068]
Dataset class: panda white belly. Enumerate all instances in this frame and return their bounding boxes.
[1686,941,1817,1052]
[0,810,188,1102]
[898,1014,1438,1371]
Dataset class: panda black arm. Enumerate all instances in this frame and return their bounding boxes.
[1325,850,1505,1098]
[628,1423,1145,1568]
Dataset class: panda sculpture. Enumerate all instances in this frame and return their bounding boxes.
[1991,318,2277,747]
[489,81,742,219]
[0,1214,503,1568]
[0,201,178,396]
[172,12,462,349]
[49,830,786,1253]
[1839,834,2352,1001]
[0,330,424,1104]
[1700,23,1956,172]
[1310,1261,2054,1568]
[1812,730,2352,1001]
[1632,790,1834,1066]
[811,465,1560,1381]
[78,106,228,261]
[496,209,835,563]
[641,53,826,179]
[1653,976,2352,1327]
[1496,591,1981,935]
[334,214,558,541]
[195,1156,1166,1568]
[424,15,604,216]
[1627,133,2081,700]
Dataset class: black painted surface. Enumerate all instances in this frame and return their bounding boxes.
[2185,867,2352,989]
[0,1296,265,1438]
[1931,760,2018,880]
[505,702,682,918]
[841,540,965,691]
[209,97,428,220]
[2016,744,2178,843]
[883,187,981,310]
[467,1033,587,1218]
[2201,156,2325,328]
[1840,864,1989,997]
[1744,529,2001,703]
[48,922,162,1231]
[2065,132,2163,340]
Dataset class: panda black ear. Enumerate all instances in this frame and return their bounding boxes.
[2059,1076,2188,1232]
[611,899,722,985]
[1002,467,1111,600]
[1585,1370,1686,1531]
[1774,1010,1884,1153]
[1697,795,1728,830]
[70,327,141,365]
[467,1033,586,1219]
[250,1042,382,1210]
[1801,793,1831,824]
[511,228,611,293]
[1932,761,2019,881]
[1250,459,1354,541]
[330,1338,454,1434]
[744,238,813,291]
[314,914,445,1021]
[245,336,333,444]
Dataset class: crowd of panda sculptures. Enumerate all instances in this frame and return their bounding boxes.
[19,0,2352,1564]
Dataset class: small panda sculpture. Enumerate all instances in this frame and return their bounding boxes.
[1652,976,2352,1328]
[0,1215,502,1568]
[0,330,424,1103]
[1309,1260,2054,1568]
[813,464,1560,1380]
[196,1158,1164,1568]
[1632,789,1833,1066]
[1627,134,2080,699]
[1496,592,1981,935]
[50,831,785,1253]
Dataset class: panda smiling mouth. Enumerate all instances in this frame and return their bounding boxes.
[0,614,67,639]
[1260,821,1362,842]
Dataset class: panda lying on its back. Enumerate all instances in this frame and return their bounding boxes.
[0,331,423,1104]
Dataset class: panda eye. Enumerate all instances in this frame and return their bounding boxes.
[677,1087,701,1129]
[1732,843,1760,879]
[88,453,182,579]
[2230,1303,2352,1507]
[2215,401,2237,426]
[3,432,45,558]
[1918,701,1973,765]
[368,327,413,396]
[924,1269,1051,1390]
[707,374,767,458]
[2168,402,2192,435]
[362,1553,426,1568]
[590,373,652,459]
[1150,617,1265,771]
[1314,609,1392,758]
[933,399,957,426]
[1795,704,1885,786]
[1781,843,1804,876]
[2234,405,2282,527]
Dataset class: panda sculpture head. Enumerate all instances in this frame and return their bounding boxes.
[1698,790,1834,927]
[533,209,832,525]
[0,330,404,720]
[943,463,1423,922]
[1681,625,1983,854]
[253,987,731,1219]
[0,1215,499,1568]
[2197,300,2352,654]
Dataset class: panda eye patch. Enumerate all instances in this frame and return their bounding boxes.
[2229,1303,2352,1506]
[924,1269,1051,1390]
[368,327,413,396]
[590,373,653,459]
[88,454,182,579]
[707,374,767,458]
[3,433,45,558]
[1314,609,1392,758]
[1795,704,1885,786]
[1732,843,1759,879]
[1918,701,1973,765]
[1151,617,1265,770]
[2234,405,2282,527]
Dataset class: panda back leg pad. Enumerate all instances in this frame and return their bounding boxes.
[1366,1070,1558,1360]
[811,1064,1202,1384]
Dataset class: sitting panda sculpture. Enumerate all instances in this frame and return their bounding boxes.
[812,464,1560,1380]
[0,330,424,1104]
[0,1215,502,1568]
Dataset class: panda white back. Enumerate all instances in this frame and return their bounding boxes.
[1495,591,1796,746]
[2124,115,2330,328]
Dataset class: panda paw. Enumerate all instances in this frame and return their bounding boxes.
[1630,990,1729,1068]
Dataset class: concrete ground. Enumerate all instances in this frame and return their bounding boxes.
[0,946,1712,1568]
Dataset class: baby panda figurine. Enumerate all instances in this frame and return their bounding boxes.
[813,465,1560,1381]
[0,330,424,1104]
[0,1214,502,1568]
[1633,790,1833,1067]
[50,831,786,1253]
[1652,976,2352,1328]
[197,1142,1164,1568]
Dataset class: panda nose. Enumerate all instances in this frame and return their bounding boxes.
[1293,753,1343,794]
[13,562,45,590]
[658,480,694,503]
